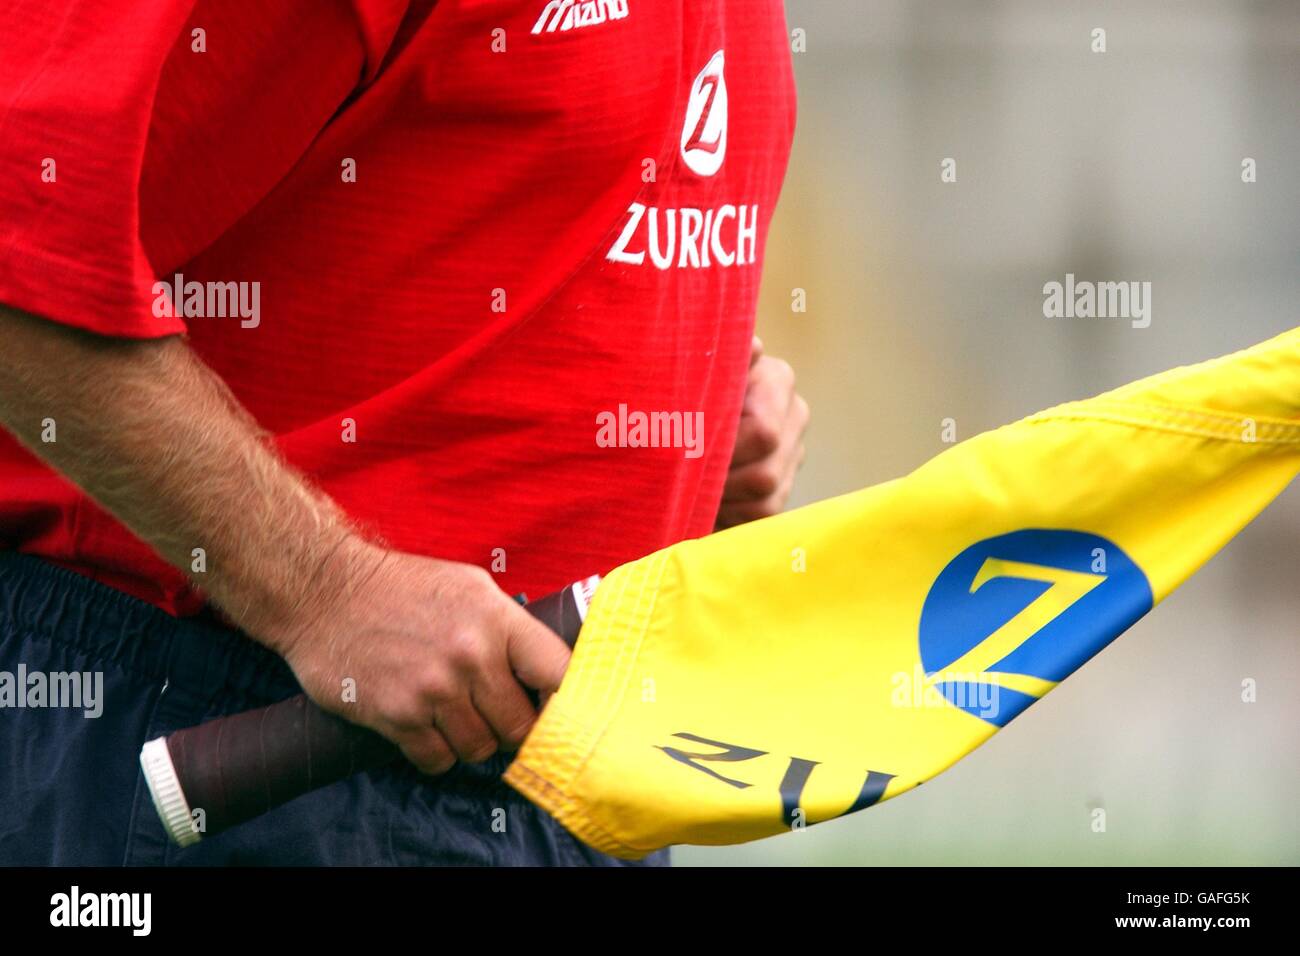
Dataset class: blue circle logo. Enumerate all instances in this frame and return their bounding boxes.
[918,529,1153,726]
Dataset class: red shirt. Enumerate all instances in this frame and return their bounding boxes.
[0,0,796,615]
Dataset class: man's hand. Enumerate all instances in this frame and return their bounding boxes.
[716,336,809,529]
[0,303,565,772]
[277,542,570,774]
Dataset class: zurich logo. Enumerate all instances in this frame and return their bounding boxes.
[681,50,728,177]
[918,529,1153,727]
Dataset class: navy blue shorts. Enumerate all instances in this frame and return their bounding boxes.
[0,553,668,866]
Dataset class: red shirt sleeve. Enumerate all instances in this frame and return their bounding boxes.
[0,0,375,339]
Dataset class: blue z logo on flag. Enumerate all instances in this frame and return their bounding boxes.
[918,529,1154,726]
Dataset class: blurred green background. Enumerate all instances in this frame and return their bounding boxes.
[678,0,1299,866]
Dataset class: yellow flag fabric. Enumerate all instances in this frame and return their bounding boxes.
[505,328,1300,858]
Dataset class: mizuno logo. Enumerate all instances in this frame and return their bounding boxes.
[532,0,629,35]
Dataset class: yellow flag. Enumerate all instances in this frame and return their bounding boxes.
[505,328,1300,858]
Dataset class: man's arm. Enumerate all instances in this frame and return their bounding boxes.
[0,303,569,772]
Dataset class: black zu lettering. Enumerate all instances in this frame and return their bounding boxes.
[659,732,897,827]
[657,732,766,789]
[778,759,895,826]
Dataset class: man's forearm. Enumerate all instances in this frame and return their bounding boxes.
[0,303,373,648]
[0,303,569,766]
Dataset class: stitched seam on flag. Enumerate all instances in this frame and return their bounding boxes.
[563,550,672,858]
[509,708,594,829]
[507,708,602,840]
[570,550,646,717]
[1033,410,1299,444]
[509,758,639,857]
[571,565,631,717]
[578,548,668,767]
[582,552,657,717]
[508,723,644,859]
[506,568,641,839]
[599,550,667,716]
[515,570,636,799]
[1031,400,1300,444]
[506,553,672,859]
[1059,399,1300,434]
[503,714,638,857]
[1116,400,1300,438]
[517,744,643,858]
[595,561,647,717]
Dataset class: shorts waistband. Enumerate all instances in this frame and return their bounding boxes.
[0,552,298,707]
